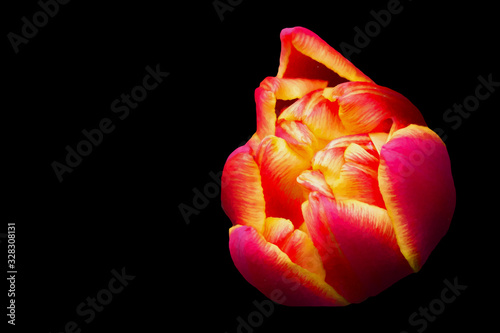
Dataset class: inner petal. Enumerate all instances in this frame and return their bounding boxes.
[275,120,319,158]
[282,47,350,87]
[256,136,311,228]
[311,134,386,208]
[279,89,347,146]
[297,169,334,199]
[262,217,326,279]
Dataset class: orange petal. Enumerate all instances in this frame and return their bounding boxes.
[221,144,266,233]
[256,136,310,228]
[229,224,348,306]
[297,169,334,199]
[324,82,426,135]
[255,77,328,141]
[379,125,456,271]
[369,132,389,155]
[275,120,319,159]
[311,133,376,182]
[255,87,277,141]
[334,143,385,208]
[322,132,376,151]
[261,217,326,278]
[277,27,373,85]
[302,95,345,143]
[260,77,328,100]
[278,89,347,143]
[278,88,323,121]
[283,228,326,279]
[310,146,345,190]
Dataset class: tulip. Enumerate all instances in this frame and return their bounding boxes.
[221,27,455,306]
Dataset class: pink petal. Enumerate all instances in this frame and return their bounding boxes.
[303,193,413,303]
[379,125,456,271]
[229,224,348,306]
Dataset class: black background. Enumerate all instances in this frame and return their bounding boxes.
[3,0,498,332]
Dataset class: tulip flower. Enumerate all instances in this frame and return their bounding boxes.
[221,27,455,306]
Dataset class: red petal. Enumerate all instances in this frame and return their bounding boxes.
[311,134,384,207]
[379,125,456,271]
[256,136,310,228]
[275,120,319,158]
[277,27,373,85]
[279,89,347,143]
[323,196,413,298]
[302,193,366,303]
[261,217,326,278]
[324,82,426,135]
[335,143,385,208]
[303,193,413,303]
[221,145,266,233]
[229,224,348,306]
[255,77,328,141]
[297,169,334,199]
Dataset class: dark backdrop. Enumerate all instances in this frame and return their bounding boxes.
[4,0,497,332]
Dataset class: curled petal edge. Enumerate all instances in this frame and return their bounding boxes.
[229,224,349,306]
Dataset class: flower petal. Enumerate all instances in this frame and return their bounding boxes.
[311,134,383,207]
[334,143,385,208]
[379,125,456,271]
[302,193,366,303]
[260,77,329,100]
[283,228,326,279]
[303,193,413,303]
[369,132,389,155]
[324,82,426,135]
[229,224,348,306]
[278,89,347,143]
[310,145,345,189]
[261,217,326,279]
[323,197,413,297]
[262,217,294,248]
[255,87,277,141]
[255,77,328,141]
[256,136,310,228]
[277,27,373,85]
[278,89,325,122]
[221,144,266,233]
[311,134,375,186]
[297,169,334,199]
[275,120,319,159]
